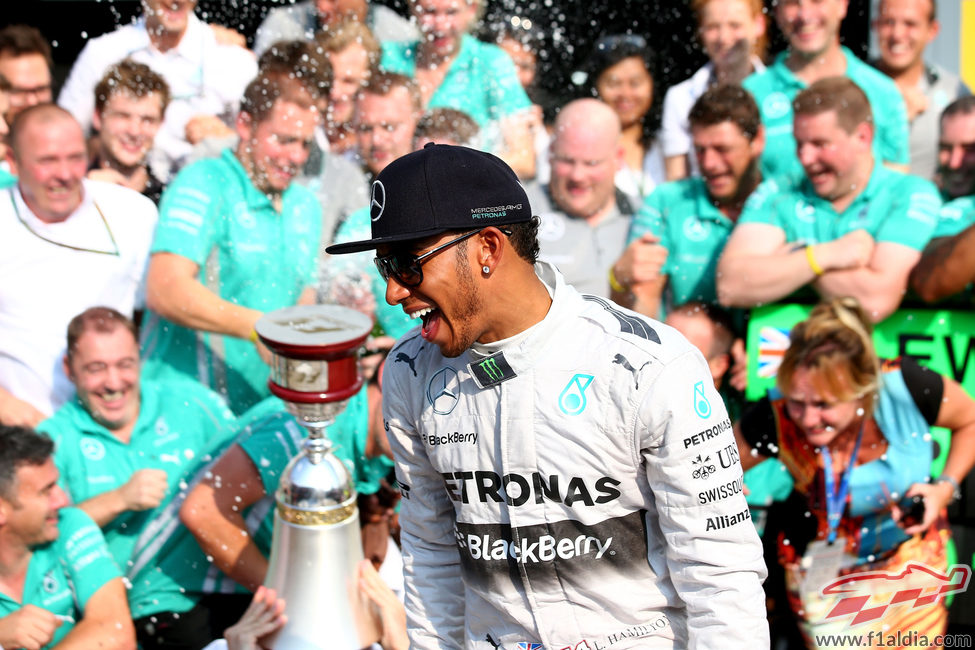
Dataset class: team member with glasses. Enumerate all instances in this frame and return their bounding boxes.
[0,25,54,122]
[0,105,157,427]
[326,143,769,649]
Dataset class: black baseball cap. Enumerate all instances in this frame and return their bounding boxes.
[325,143,533,254]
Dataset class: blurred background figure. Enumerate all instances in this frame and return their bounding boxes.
[354,71,422,183]
[414,107,479,147]
[254,0,417,57]
[380,0,536,179]
[317,20,381,157]
[660,0,767,180]
[140,70,325,415]
[664,300,734,392]
[0,105,157,425]
[736,297,975,649]
[585,34,665,207]
[0,76,12,188]
[744,0,909,179]
[479,13,553,182]
[58,0,257,179]
[0,25,53,122]
[87,59,170,203]
[613,84,763,321]
[871,0,971,181]
[526,98,628,297]
[935,96,975,201]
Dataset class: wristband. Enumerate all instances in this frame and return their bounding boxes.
[937,474,962,502]
[608,266,627,293]
[248,328,259,343]
[805,245,824,276]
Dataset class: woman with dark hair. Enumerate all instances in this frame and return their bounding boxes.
[736,297,975,648]
[586,34,665,207]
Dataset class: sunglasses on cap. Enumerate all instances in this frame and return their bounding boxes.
[374,227,512,287]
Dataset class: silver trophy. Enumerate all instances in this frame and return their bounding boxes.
[255,304,380,649]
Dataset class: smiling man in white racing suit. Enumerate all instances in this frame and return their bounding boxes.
[326,143,768,649]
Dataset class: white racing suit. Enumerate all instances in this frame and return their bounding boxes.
[382,263,768,649]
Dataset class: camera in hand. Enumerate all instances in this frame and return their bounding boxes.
[898,494,925,529]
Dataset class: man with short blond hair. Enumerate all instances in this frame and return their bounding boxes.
[355,71,422,181]
[141,72,325,414]
[718,77,941,322]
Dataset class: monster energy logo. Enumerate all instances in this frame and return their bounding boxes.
[479,358,502,381]
[469,351,516,388]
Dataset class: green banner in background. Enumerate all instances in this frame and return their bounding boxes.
[745,304,975,476]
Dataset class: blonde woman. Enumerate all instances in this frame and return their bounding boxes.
[736,298,975,647]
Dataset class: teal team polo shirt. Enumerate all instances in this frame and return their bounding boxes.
[0,168,15,189]
[40,377,239,618]
[380,34,532,127]
[743,47,909,180]
[140,149,323,414]
[739,165,940,251]
[330,206,415,340]
[932,196,975,239]
[628,177,735,314]
[0,508,120,649]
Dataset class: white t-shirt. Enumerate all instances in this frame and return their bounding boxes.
[0,180,157,415]
[58,14,257,177]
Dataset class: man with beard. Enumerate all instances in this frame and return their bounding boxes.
[57,0,256,176]
[744,0,909,179]
[39,307,241,649]
[524,98,630,297]
[325,143,768,649]
[610,85,764,320]
[910,97,975,303]
[87,60,170,204]
[0,105,157,426]
[935,96,975,201]
[0,424,134,650]
[141,71,324,415]
[717,77,941,323]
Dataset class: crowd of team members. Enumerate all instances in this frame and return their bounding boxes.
[0,0,973,647]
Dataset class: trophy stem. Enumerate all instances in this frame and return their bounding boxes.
[255,304,380,649]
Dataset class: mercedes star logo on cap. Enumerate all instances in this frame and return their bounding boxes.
[371,180,386,222]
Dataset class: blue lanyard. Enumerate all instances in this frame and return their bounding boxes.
[820,421,865,545]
